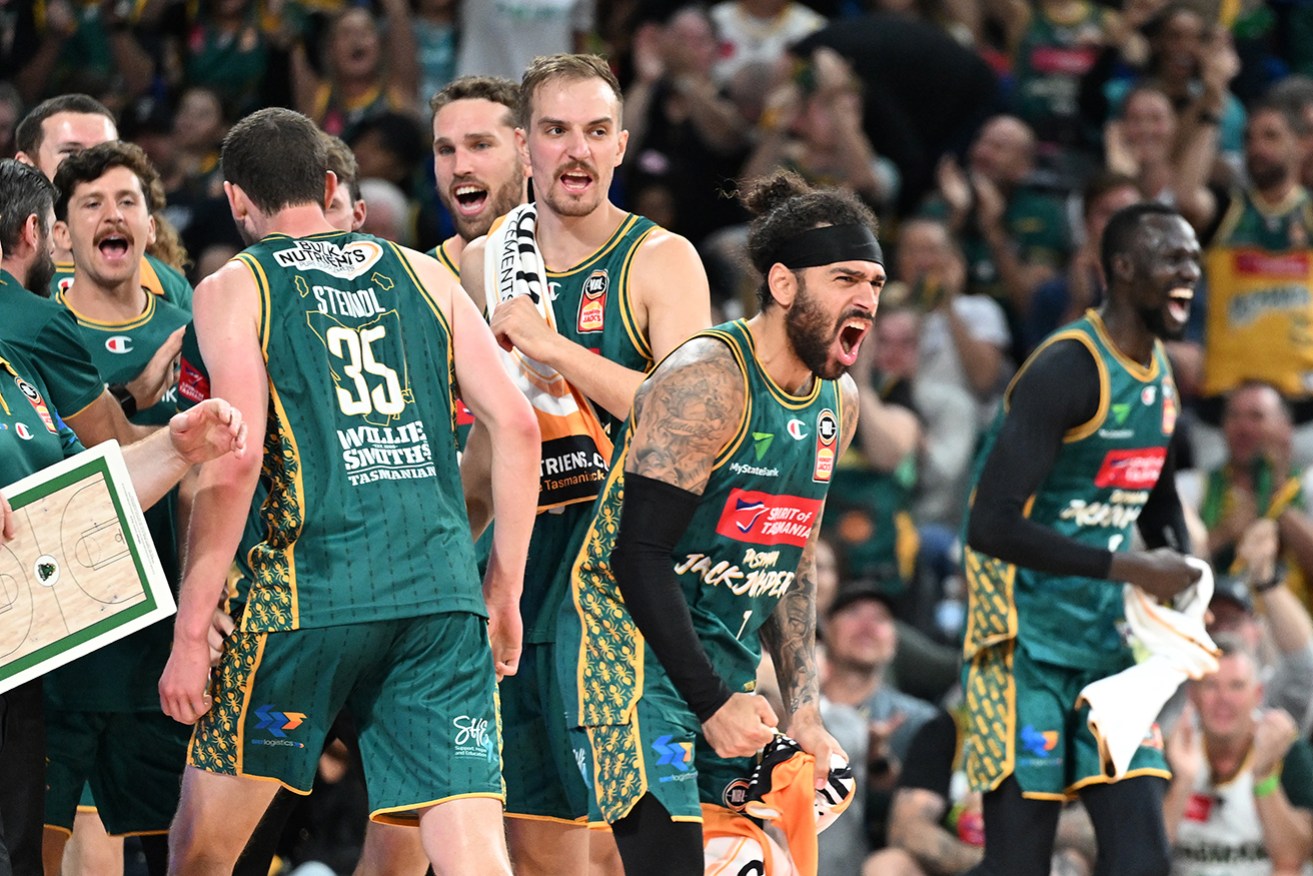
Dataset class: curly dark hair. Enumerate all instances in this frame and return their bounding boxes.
[52,140,161,222]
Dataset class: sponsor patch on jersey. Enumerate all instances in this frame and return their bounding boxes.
[454,398,475,427]
[1093,447,1166,489]
[1141,385,1156,405]
[271,238,384,279]
[105,335,133,354]
[813,408,838,483]
[15,377,56,432]
[15,422,32,440]
[1184,792,1213,822]
[178,356,211,404]
[1162,380,1178,435]
[787,418,808,440]
[576,269,608,333]
[714,488,822,548]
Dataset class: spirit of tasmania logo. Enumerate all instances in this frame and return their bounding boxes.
[714,488,821,548]
[1093,447,1166,489]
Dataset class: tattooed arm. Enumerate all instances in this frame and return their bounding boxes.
[758,374,858,787]
[887,787,984,874]
[612,337,780,757]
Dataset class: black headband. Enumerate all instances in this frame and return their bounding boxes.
[772,224,884,269]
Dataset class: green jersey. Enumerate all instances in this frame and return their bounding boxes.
[238,231,479,631]
[0,343,83,487]
[566,320,844,727]
[0,269,104,421]
[963,311,1178,672]
[44,288,191,712]
[492,212,662,643]
[52,254,193,311]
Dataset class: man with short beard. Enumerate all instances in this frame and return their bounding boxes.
[1180,98,1313,469]
[557,170,872,875]
[960,203,1205,876]
[430,75,526,277]
[0,158,153,449]
[459,54,710,876]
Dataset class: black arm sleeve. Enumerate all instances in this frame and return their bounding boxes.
[611,473,734,723]
[1137,440,1191,553]
[966,339,1115,580]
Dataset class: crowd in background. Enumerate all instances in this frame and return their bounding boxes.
[8,0,1313,873]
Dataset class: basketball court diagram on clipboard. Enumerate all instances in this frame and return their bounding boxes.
[0,441,173,694]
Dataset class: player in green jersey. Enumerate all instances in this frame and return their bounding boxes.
[961,203,1205,876]
[459,54,712,875]
[558,170,875,875]
[158,107,539,876]
[0,344,245,876]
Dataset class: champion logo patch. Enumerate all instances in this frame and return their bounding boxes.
[105,335,133,354]
[15,422,31,440]
[787,418,808,440]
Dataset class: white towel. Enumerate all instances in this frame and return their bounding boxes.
[1077,557,1219,778]
[483,204,613,511]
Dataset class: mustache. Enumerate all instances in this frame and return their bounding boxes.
[556,161,597,179]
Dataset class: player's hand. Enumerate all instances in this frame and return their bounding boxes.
[790,705,848,791]
[1111,547,1201,602]
[485,597,523,681]
[490,295,560,364]
[936,156,972,218]
[167,398,247,464]
[1250,707,1299,781]
[1165,702,1204,785]
[702,693,778,759]
[0,491,14,544]
[126,326,185,412]
[159,637,214,725]
[208,608,235,668]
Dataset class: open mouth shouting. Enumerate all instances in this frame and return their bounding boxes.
[557,163,596,197]
[451,181,489,217]
[1166,286,1194,326]
[96,230,133,268]
[837,315,873,367]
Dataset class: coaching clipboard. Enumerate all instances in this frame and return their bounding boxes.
[0,441,173,695]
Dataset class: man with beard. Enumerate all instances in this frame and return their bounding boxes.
[1180,98,1313,469]
[459,54,711,875]
[0,159,153,449]
[430,76,526,277]
[960,202,1205,876]
[41,141,194,876]
[159,107,539,876]
[557,170,871,875]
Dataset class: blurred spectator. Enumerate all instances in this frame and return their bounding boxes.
[822,330,921,592]
[153,0,297,118]
[740,47,898,211]
[1268,74,1313,191]
[1202,519,1313,735]
[455,0,593,81]
[708,0,824,88]
[1023,172,1140,353]
[293,2,418,138]
[1006,0,1136,171]
[412,0,457,105]
[14,0,152,107]
[819,582,938,872]
[923,116,1070,329]
[891,217,1011,421]
[160,87,229,240]
[1102,5,1247,182]
[1177,382,1313,617]
[1182,98,1313,470]
[358,178,413,245]
[1164,635,1313,875]
[624,6,749,248]
[0,83,23,159]
[870,300,977,535]
[866,708,1098,876]
[347,111,428,191]
[792,12,1000,214]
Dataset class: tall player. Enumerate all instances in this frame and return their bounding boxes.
[558,170,868,875]
[460,53,712,874]
[961,203,1204,876]
[158,107,540,876]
